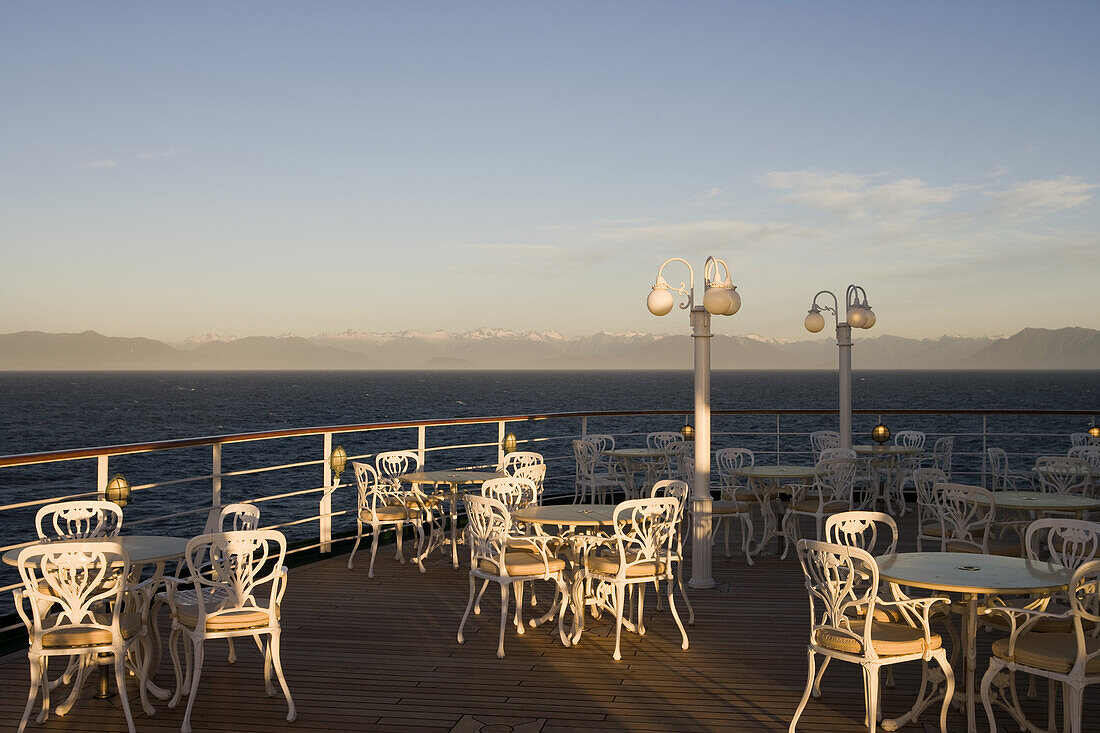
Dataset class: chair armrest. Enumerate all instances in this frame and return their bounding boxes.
[876,597,946,659]
[784,482,813,505]
[12,590,34,633]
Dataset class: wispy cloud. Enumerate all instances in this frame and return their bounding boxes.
[988,176,1096,218]
[590,218,807,248]
[81,159,118,169]
[139,148,182,160]
[763,169,958,221]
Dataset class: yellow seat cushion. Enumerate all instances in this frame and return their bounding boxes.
[992,632,1100,674]
[944,538,1021,557]
[712,500,750,515]
[360,506,411,522]
[175,604,277,632]
[41,612,142,649]
[478,552,566,577]
[815,619,942,657]
[586,553,666,578]
[920,523,944,538]
[788,497,849,514]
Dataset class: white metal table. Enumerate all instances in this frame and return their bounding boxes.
[603,447,674,498]
[854,444,923,513]
[729,465,816,556]
[398,469,502,568]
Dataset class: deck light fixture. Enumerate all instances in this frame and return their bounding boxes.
[329,445,347,484]
[501,432,518,455]
[647,256,741,590]
[872,424,891,446]
[1089,426,1100,439]
[104,473,132,508]
[804,285,876,451]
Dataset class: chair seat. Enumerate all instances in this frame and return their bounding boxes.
[359,506,411,522]
[175,603,278,632]
[919,522,943,538]
[586,553,666,578]
[944,537,1022,556]
[815,619,942,657]
[788,497,849,514]
[41,612,142,648]
[478,552,566,577]
[992,632,1100,674]
[712,500,750,515]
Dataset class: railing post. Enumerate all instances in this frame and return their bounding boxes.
[775,413,780,466]
[981,414,988,489]
[497,420,506,468]
[320,432,333,553]
[97,455,109,499]
[417,425,426,467]
[581,416,588,439]
[212,443,222,509]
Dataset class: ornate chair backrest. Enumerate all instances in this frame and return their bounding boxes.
[1024,518,1100,570]
[184,530,286,619]
[646,432,681,450]
[931,437,954,474]
[463,494,510,573]
[934,483,995,552]
[810,431,840,463]
[988,447,1012,490]
[795,539,881,659]
[1070,432,1096,448]
[714,448,754,496]
[204,503,260,534]
[824,511,898,557]
[650,479,689,551]
[375,450,421,484]
[818,448,857,461]
[1067,446,1100,471]
[611,497,677,578]
[35,500,123,541]
[481,476,539,513]
[672,441,694,483]
[573,439,598,477]
[353,461,404,512]
[501,451,544,475]
[894,430,926,449]
[585,434,616,453]
[1035,456,1092,495]
[813,457,861,505]
[1067,560,1100,658]
[512,463,546,494]
[17,541,130,645]
[913,467,948,526]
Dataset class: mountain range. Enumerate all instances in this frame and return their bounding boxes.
[0,327,1096,370]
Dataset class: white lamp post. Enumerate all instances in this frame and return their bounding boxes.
[648,256,741,589]
[803,285,876,451]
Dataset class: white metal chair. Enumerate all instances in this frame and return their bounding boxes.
[1067,445,1100,471]
[1035,456,1092,496]
[512,462,546,495]
[824,510,899,557]
[1070,432,1099,448]
[650,479,694,625]
[14,541,154,733]
[981,559,1100,733]
[928,436,954,479]
[579,496,689,661]
[913,467,948,551]
[500,451,544,476]
[670,440,694,484]
[894,430,926,450]
[988,447,1034,491]
[712,448,756,565]
[164,529,294,733]
[781,457,861,559]
[934,483,1020,556]
[35,500,123,540]
[348,461,424,577]
[810,430,840,463]
[646,432,681,478]
[790,539,955,733]
[481,476,540,512]
[572,438,622,504]
[457,494,569,658]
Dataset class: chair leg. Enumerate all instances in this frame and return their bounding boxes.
[137,636,156,717]
[497,583,509,659]
[812,657,830,698]
[865,665,880,733]
[675,561,694,625]
[474,579,489,614]
[347,522,363,569]
[38,656,50,723]
[263,634,276,696]
[666,577,689,651]
[938,650,956,733]
[395,520,405,562]
[269,630,296,722]
[19,654,41,733]
[368,523,381,579]
[513,582,525,635]
[979,660,999,733]
[181,639,204,733]
[227,637,237,664]
[789,649,816,733]
[612,583,626,661]
[457,574,475,644]
[781,512,796,559]
[637,583,647,636]
[741,514,755,567]
[114,651,137,733]
[55,654,92,716]
[168,628,184,709]
[414,521,427,574]
[1066,683,1083,733]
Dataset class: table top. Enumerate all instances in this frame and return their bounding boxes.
[1034,464,1100,478]
[398,469,502,486]
[730,465,816,480]
[978,490,1100,512]
[512,505,616,527]
[603,448,673,459]
[853,444,923,455]
[876,551,1072,595]
[3,534,189,568]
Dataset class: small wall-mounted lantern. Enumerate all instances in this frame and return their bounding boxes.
[1089,426,1100,440]
[105,473,132,508]
[330,445,347,484]
[871,424,891,446]
[679,424,695,442]
[501,432,518,455]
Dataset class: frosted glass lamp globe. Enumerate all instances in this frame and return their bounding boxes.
[647,286,674,316]
[703,285,732,315]
[846,306,868,329]
[722,287,741,316]
[804,309,826,333]
[862,308,876,329]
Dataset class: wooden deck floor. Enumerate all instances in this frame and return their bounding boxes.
[1,514,1098,732]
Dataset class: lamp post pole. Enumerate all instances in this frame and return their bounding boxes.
[647,256,740,590]
[805,286,875,451]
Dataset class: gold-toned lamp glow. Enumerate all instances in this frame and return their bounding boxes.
[105,473,132,508]
[1089,426,1100,439]
[680,424,695,442]
[329,445,347,484]
[871,424,891,446]
[501,432,518,455]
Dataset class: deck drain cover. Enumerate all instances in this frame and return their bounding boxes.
[450,714,546,733]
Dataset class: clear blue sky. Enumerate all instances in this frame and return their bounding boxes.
[2,1,1097,341]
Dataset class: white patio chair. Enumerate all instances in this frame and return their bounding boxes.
[981,559,1100,733]
[894,430,926,450]
[165,529,294,733]
[824,510,898,557]
[928,436,954,479]
[35,500,123,540]
[1035,456,1092,496]
[14,541,155,733]
[500,450,544,475]
[481,476,539,512]
[1068,445,1100,471]
[790,539,955,733]
[457,494,569,658]
[913,468,948,551]
[572,438,622,504]
[579,496,689,661]
[781,457,861,559]
[1070,432,1099,448]
[347,461,424,577]
[809,430,840,463]
[934,483,1020,556]
[512,463,546,495]
[670,440,694,484]
[712,448,756,565]
[988,447,1034,491]
[646,432,681,478]
[650,479,694,625]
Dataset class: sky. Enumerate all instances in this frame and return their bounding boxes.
[1,1,1098,342]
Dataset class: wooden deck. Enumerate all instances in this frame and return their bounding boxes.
[1,514,1098,732]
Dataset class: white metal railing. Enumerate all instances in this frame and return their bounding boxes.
[0,408,1094,634]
